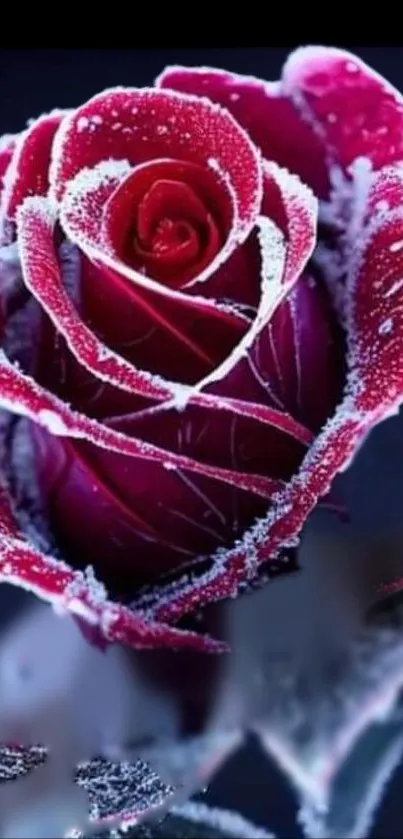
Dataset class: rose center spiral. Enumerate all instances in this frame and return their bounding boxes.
[103,160,231,289]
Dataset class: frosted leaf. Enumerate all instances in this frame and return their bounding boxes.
[0,743,47,782]
[168,802,275,838]
[120,802,275,839]
[75,757,174,825]
[298,718,403,839]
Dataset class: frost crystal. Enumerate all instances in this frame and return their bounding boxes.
[0,743,47,783]
[75,756,174,824]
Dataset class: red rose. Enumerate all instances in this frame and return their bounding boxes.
[0,46,403,655]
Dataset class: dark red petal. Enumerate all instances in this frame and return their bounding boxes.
[248,272,346,432]
[0,266,392,633]
[157,65,329,196]
[200,161,318,397]
[144,409,373,624]
[19,195,312,453]
[140,168,403,625]
[0,135,17,196]
[0,111,70,233]
[282,46,403,172]
[0,478,226,653]
[50,87,262,238]
[30,421,271,588]
[0,345,275,501]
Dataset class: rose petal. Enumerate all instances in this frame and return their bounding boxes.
[139,407,374,625]
[282,46,403,172]
[199,161,318,393]
[58,162,249,387]
[0,111,71,237]
[247,273,346,432]
[30,422,272,587]
[156,65,329,196]
[50,86,262,238]
[0,481,226,653]
[0,136,17,196]
[0,349,276,501]
[17,195,174,404]
[18,194,314,453]
[346,174,403,416]
[138,170,403,625]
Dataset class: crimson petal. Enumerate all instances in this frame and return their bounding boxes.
[18,194,313,450]
[156,65,329,196]
[0,479,226,653]
[282,46,403,172]
[58,161,249,389]
[141,166,403,625]
[203,161,318,398]
[0,111,71,238]
[50,86,262,236]
[0,136,17,197]
[346,167,403,416]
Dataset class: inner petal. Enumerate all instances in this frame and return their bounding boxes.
[102,159,230,287]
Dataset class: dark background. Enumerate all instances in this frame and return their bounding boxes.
[1,46,403,838]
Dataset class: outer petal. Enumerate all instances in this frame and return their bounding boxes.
[0,136,17,196]
[282,46,403,172]
[156,65,329,196]
[50,86,262,234]
[136,167,403,624]
[0,111,71,239]
[0,479,226,654]
[346,168,403,416]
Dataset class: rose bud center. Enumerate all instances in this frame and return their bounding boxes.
[103,159,231,288]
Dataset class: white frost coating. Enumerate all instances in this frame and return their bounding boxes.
[61,158,132,230]
[314,158,375,322]
[378,318,394,336]
[385,277,403,298]
[37,410,69,435]
[193,216,286,391]
[0,241,22,294]
[18,191,190,404]
[0,133,16,152]
[76,117,89,132]
[389,239,403,252]
[171,801,276,838]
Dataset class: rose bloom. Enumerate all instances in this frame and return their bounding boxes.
[1,44,403,833]
[0,45,403,660]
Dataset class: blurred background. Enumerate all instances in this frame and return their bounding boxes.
[1,46,403,838]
